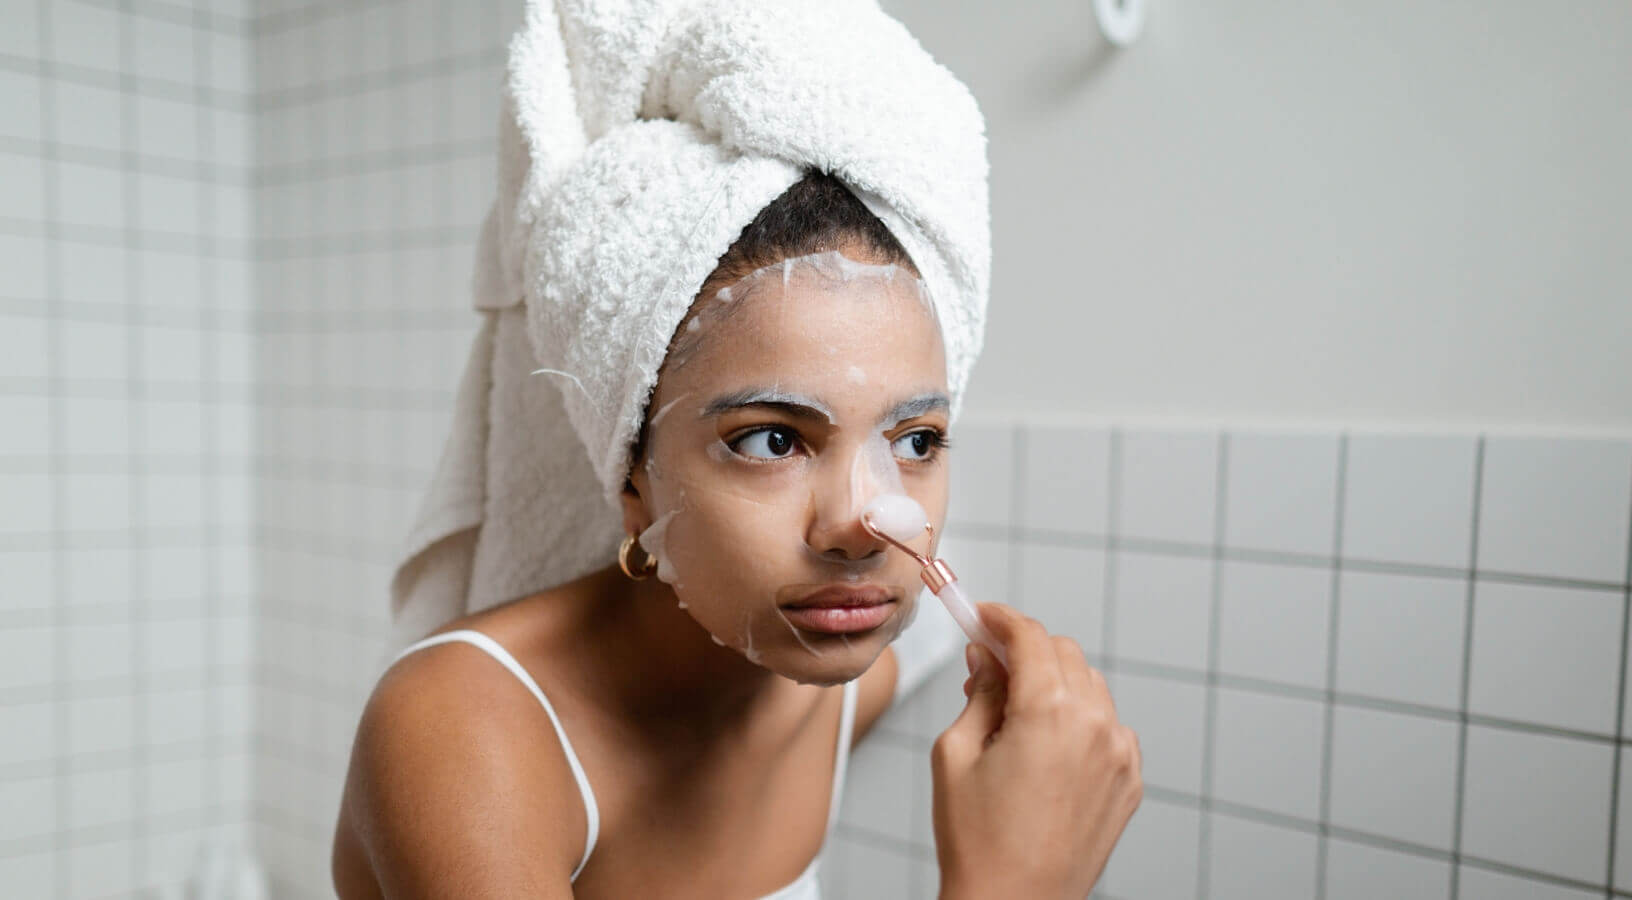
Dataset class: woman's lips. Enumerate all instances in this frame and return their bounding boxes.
[781,586,895,634]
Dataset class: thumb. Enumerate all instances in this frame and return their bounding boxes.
[939,644,1006,765]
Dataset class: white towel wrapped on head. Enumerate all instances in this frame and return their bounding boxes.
[388,0,991,674]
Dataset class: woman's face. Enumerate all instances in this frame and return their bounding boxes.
[625,249,951,686]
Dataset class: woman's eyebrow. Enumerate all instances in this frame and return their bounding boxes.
[699,388,835,422]
[879,392,950,427]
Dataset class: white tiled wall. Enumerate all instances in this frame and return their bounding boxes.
[247,0,520,896]
[828,424,1632,900]
[1,0,257,897]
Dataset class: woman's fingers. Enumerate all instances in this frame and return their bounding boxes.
[935,643,1008,769]
[1052,634,1117,716]
[973,603,1064,710]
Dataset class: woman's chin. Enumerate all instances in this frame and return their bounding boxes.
[765,633,888,686]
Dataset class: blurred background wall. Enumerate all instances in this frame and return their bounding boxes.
[1,1,1628,899]
[2,0,258,895]
[890,0,1632,432]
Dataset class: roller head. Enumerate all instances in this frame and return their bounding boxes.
[862,494,929,544]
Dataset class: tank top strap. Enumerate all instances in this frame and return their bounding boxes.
[824,679,859,835]
[391,628,601,881]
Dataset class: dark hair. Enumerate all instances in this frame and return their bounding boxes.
[626,169,919,472]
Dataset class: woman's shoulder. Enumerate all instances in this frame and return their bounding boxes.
[334,633,586,897]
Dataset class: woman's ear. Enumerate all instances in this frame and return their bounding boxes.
[618,473,649,537]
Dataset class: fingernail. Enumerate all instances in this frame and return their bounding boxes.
[964,642,978,676]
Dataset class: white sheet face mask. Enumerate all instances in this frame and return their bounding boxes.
[626,249,951,685]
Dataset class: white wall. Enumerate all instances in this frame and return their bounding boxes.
[881,0,1632,433]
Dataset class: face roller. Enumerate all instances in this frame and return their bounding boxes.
[861,495,1009,670]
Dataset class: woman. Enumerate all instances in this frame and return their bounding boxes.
[333,3,1141,897]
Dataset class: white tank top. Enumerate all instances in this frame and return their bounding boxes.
[391,628,858,899]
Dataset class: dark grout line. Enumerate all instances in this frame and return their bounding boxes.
[1606,457,1632,899]
[1450,435,1486,900]
[0,51,255,112]
[1314,432,1349,900]
[1194,429,1228,900]
[37,0,72,892]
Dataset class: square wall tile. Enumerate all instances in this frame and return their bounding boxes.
[932,534,1008,613]
[55,160,125,230]
[0,394,50,455]
[1335,570,1466,711]
[1097,798,1200,900]
[0,473,52,534]
[137,94,200,162]
[904,651,967,742]
[1467,581,1621,735]
[1019,424,1111,535]
[0,0,39,60]
[141,249,204,310]
[1459,725,1610,883]
[67,693,135,756]
[1210,687,1324,821]
[63,319,128,382]
[145,687,208,745]
[0,71,41,141]
[137,172,202,236]
[832,833,914,899]
[0,701,54,767]
[1327,706,1459,851]
[53,80,124,153]
[1222,431,1340,557]
[61,242,130,306]
[0,852,52,900]
[1206,814,1318,900]
[0,549,54,613]
[64,547,132,608]
[64,394,131,457]
[1117,430,1219,546]
[1342,434,1478,570]
[1477,437,1632,584]
[49,0,121,72]
[841,737,916,843]
[0,152,44,221]
[1457,864,1603,900]
[68,766,133,830]
[146,757,206,818]
[0,232,47,300]
[1323,838,1450,900]
[912,856,938,900]
[1111,551,1213,672]
[947,422,1013,528]
[0,774,56,841]
[68,839,133,900]
[68,622,132,682]
[1110,672,1206,795]
[0,626,56,690]
[1016,543,1105,651]
[0,313,49,379]
[1216,560,1331,690]
[134,16,196,85]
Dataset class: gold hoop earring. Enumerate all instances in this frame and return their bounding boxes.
[618,534,658,581]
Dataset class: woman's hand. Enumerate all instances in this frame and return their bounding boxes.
[931,603,1143,900]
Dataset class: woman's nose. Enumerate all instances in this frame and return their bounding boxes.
[805,482,888,561]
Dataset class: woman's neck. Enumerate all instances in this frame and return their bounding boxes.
[571,565,813,741]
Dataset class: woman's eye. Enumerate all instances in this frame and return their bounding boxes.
[732,426,800,460]
[891,429,945,461]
